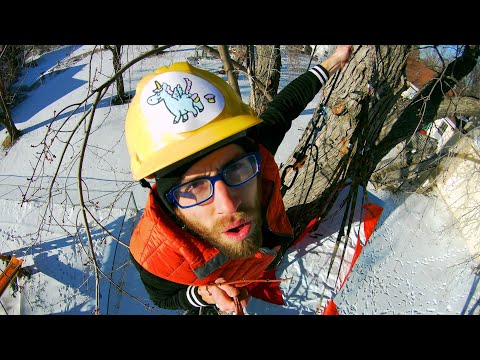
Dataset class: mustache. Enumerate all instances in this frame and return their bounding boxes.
[215,209,256,229]
[215,202,261,227]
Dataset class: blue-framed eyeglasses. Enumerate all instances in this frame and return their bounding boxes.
[166,152,262,209]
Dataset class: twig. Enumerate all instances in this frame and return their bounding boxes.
[210,277,292,315]
[196,45,273,102]
[206,277,293,287]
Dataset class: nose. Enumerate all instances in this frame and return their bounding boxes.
[213,180,240,214]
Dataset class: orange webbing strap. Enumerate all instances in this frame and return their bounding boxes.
[0,256,24,298]
[322,299,339,315]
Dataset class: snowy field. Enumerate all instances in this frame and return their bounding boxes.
[1,45,478,316]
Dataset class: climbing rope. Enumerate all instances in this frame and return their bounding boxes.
[307,45,317,70]
[280,70,341,198]
[278,46,381,314]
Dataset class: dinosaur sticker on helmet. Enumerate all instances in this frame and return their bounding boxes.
[141,71,225,134]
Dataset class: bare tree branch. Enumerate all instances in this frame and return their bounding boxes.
[196,45,273,102]
[216,45,241,96]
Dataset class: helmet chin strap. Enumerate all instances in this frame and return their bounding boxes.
[154,175,180,215]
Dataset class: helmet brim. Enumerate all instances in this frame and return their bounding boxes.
[130,114,262,181]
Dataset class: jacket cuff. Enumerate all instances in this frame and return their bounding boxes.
[309,64,330,86]
[186,285,209,307]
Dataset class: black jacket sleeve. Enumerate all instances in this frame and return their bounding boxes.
[251,64,330,156]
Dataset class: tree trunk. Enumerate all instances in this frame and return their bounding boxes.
[435,95,480,119]
[369,45,480,190]
[0,116,21,142]
[113,45,126,99]
[0,71,21,142]
[217,45,241,96]
[106,45,128,104]
[373,46,480,166]
[281,45,411,237]
[281,45,479,238]
[0,45,24,93]
[250,45,281,115]
[245,45,256,110]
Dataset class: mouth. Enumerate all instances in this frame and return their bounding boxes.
[223,220,252,241]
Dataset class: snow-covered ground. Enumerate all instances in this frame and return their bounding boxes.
[1,45,478,315]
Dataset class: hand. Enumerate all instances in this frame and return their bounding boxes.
[331,45,353,68]
[321,45,353,76]
[198,278,251,314]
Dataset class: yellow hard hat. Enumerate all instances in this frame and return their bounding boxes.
[126,61,263,181]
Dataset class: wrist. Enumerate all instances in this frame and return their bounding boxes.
[197,285,214,305]
[320,57,341,76]
[187,285,209,307]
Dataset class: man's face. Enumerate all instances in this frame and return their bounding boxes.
[174,144,263,259]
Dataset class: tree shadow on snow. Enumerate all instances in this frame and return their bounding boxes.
[5,212,142,314]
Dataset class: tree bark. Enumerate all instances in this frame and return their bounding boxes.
[250,45,281,115]
[282,45,411,237]
[435,95,480,119]
[0,116,21,142]
[217,45,241,96]
[281,45,479,238]
[105,45,128,103]
[196,45,273,103]
[0,71,21,142]
[373,45,480,166]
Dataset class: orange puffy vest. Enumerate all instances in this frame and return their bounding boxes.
[129,144,293,286]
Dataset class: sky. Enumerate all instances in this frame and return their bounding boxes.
[0,45,479,317]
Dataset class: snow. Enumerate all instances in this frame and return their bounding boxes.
[1,45,478,316]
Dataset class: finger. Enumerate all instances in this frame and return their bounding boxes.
[209,284,239,313]
[214,292,236,313]
[210,283,233,301]
[216,283,240,298]
[214,278,240,298]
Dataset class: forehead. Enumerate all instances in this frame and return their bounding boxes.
[182,144,246,178]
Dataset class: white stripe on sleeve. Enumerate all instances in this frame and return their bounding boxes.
[309,65,329,85]
[186,285,205,307]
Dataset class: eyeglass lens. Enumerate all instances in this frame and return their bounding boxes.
[173,153,259,207]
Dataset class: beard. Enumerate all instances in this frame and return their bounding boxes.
[175,198,263,259]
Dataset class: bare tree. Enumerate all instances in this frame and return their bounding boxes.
[105,45,131,104]
[281,45,480,239]
[249,45,282,115]
[216,45,241,96]
[0,45,22,145]
[210,45,282,115]
[22,44,479,312]
[196,45,274,106]
[23,45,174,314]
[0,74,21,143]
[0,45,58,146]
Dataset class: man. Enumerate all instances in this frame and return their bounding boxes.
[125,45,353,314]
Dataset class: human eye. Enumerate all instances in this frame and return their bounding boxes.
[226,161,243,173]
[180,179,204,193]
[224,155,256,185]
[178,179,210,197]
